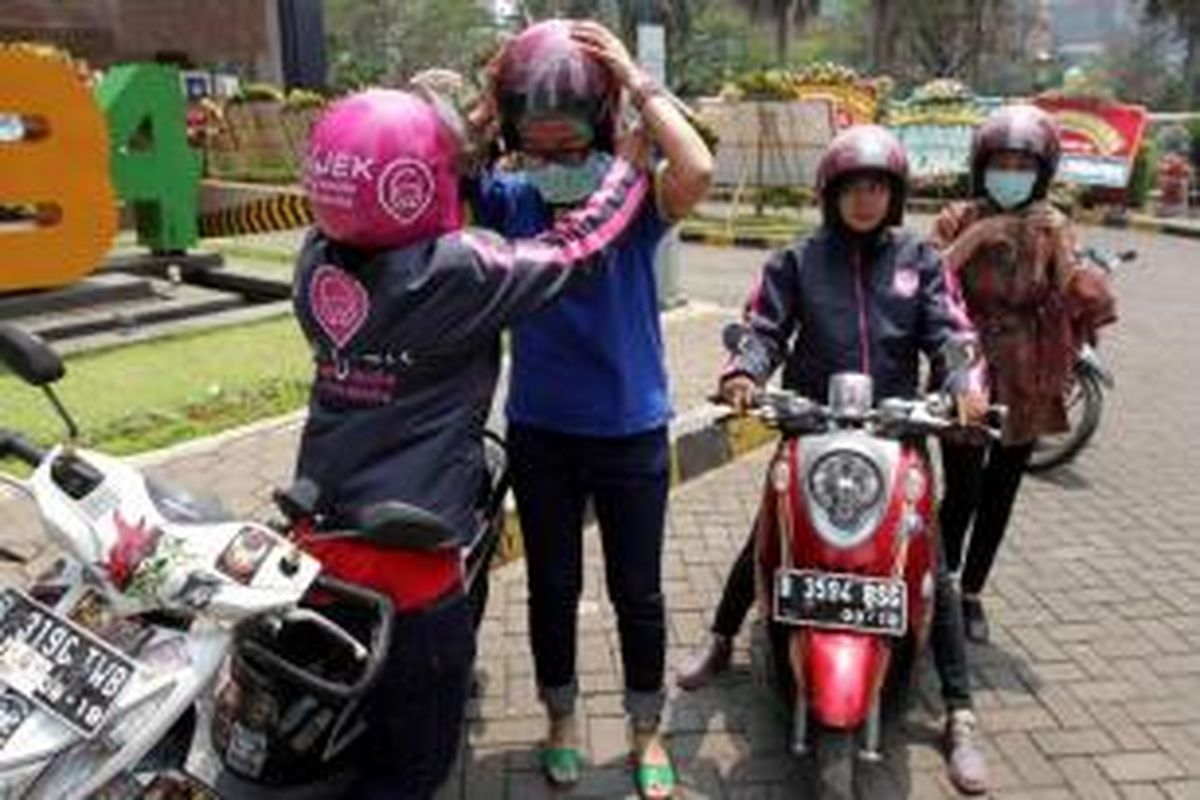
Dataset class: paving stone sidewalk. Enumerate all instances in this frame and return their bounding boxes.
[3,228,1200,798]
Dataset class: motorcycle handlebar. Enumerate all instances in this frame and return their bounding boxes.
[1079,246,1138,275]
[0,428,47,467]
[721,390,1006,440]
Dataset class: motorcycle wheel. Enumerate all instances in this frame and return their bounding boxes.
[881,635,916,722]
[1027,366,1104,473]
[814,726,857,800]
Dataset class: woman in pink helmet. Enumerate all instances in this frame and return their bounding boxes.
[285,87,650,798]
[474,20,713,798]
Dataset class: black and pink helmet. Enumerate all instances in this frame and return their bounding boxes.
[970,104,1061,200]
[495,20,620,153]
[815,125,910,227]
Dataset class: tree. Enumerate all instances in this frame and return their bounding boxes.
[867,0,904,75]
[670,0,775,94]
[1145,0,1200,108]
[1104,14,1188,109]
[863,0,1030,93]
[325,0,500,92]
[735,0,821,65]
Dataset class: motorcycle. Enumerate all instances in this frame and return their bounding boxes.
[0,322,400,798]
[735,363,1001,799]
[1026,246,1136,473]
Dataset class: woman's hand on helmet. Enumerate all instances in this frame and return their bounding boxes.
[570,21,640,88]
[970,214,1017,247]
[1025,201,1066,234]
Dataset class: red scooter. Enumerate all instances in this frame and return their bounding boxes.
[743,368,1000,799]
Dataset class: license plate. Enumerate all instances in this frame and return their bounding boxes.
[774,569,907,636]
[0,588,137,737]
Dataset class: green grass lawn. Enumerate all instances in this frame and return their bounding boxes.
[0,316,313,458]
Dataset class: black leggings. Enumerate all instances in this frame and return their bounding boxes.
[340,593,475,800]
[509,423,669,723]
[939,440,1034,596]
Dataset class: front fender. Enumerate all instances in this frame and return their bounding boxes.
[794,629,889,729]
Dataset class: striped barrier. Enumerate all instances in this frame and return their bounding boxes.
[495,411,773,565]
[198,192,313,238]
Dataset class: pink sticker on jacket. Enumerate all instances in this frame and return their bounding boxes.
[311,264,369,349]
[892,266,920,299]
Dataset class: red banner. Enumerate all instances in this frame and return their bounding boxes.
[1033,96,1148,188]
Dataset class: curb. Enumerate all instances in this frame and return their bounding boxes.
[679,228,794,251]
[1086,210,1200,241]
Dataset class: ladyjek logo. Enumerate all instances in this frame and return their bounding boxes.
[377,158,435,225]
[311,264,370,350]
[892,266,920,298]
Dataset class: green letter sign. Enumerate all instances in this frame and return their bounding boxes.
[95,64,201,253]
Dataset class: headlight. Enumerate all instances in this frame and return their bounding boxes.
[807,450,884,544]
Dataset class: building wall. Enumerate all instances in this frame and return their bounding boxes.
[0,0,279,78]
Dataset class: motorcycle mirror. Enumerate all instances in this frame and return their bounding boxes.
[0,323,80,441]
[939,334,980,374]
[0,323,64,387]
[722,322,749,353]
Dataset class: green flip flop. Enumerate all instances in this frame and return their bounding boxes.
[631,751,676,800]
[539,744,582,788]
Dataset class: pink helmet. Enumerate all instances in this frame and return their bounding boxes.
[970,104,1061,200]
[815,125,910,227]
[303,89,465,250]
[495,20,620,153]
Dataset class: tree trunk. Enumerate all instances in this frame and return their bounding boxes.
[869,0,903,74]
[775,4,789,66]
[1187,8,1200,109]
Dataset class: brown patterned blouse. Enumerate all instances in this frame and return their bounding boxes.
[932,200,1078,445]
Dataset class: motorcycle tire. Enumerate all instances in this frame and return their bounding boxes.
[881,635,916,722]
[1027,366,1104,473]
[814,726,857,800]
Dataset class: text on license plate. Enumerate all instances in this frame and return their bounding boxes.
[0,588,137,737]
[774,569,907,636]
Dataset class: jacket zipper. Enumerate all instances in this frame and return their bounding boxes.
[852,248,871,374]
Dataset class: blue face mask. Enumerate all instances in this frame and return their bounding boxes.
[525,152,611,206]
[984,169,1038,210]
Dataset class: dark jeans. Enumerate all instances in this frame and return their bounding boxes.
[939,440,1034,596]
[509,423,669,724]
[712,526,973,711]
[354,593,475,800]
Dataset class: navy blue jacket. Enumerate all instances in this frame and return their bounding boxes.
[292,159,649,542]
[726,226,978,402]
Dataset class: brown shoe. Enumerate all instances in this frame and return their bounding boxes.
[675,635,732,691]
[944,709,988,795]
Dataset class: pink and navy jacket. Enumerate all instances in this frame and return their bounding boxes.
[725,226,980,402]
[292,158,648,543]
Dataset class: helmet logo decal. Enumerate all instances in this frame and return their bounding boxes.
[311,264,370,350]
[377,157,436,225]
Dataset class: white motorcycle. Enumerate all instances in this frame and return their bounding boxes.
[0,323,393,798]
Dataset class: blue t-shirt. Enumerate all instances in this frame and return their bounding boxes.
[476,170,670,437]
